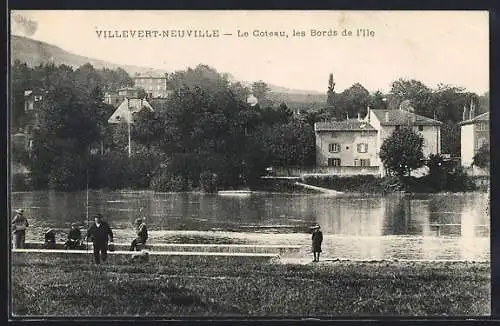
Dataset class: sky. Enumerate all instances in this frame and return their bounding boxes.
[10,10,489,94]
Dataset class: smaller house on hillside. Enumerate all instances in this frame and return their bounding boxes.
[459,102,489,168]
[133,73,171,98]
[24,89,44,112]
[104,87,143,107]
[104,92,123,107]
[117,87,140,98]
[23,89,46,128]
[108,98,154,125]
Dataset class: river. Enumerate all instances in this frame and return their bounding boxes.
[10,191,490,261]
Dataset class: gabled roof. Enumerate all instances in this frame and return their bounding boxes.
[371,109,442,126]
[108,98,153,124]
[459,112,489,126]
[315,120,376,132]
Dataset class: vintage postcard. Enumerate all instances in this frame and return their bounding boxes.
[9,10,490,318]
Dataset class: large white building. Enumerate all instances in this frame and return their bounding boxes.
[315,108,442,176]
[459,109,489,168]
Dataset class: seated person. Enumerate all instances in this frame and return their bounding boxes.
[44,229,56,249]
[130,218,148,251]
[64,223,83,250]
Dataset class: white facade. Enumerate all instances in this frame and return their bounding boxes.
[316,108,442,176]
[459,112,489,168]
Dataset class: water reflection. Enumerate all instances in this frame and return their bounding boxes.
[10,191,489,261]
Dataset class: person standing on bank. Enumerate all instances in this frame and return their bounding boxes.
[130,218,148,251]
[12,209,29,249]
[85,214,114,264]
[312,224,323,262]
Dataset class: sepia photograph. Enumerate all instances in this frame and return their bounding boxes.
[9,10,490,317]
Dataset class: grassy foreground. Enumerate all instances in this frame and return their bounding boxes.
[11,255,490,317]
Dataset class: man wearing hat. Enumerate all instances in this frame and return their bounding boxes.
[85,214,114,264]
[311,224,323,262]
[12,209,29,249]
[64,223,83,250]
[130,218,148,251]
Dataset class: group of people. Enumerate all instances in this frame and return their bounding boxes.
[12,209,149,265]
[13,207,323,263]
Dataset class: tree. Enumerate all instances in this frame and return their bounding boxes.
[390,79,432,116]
[473,144,490,169]
[425,153,448,191]
[440,121,460,156]
[136,87,147,99]
[251,80,270,103]
[379,127,425,177]
[258,102,293,126]
[229,81,250,102]
[368,91,387,110]
[261,119,316,167]
[337,83,370,119]
[167,64,230,93]
[478,91,489,115]
[326,73,335,107]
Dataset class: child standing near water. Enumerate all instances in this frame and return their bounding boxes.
[312,224,323,262]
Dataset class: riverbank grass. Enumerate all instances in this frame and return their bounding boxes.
[11,255,489,316]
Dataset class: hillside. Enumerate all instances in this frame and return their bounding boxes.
[10,34,167,76]
[10,34,327,109]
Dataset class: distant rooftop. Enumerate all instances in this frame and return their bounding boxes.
[371,109,442,126]
[108,98,154,124]
[459,111,489,126]
[315,120,376,132]
[133,72,168,79]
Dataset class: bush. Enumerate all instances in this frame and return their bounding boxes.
[447,166,476,192]
[90,152,131,190]
[150,171,189,192]
[472,144,490,169]
[11,173,33,191]
[48,155,86,191]
[199,171,219,193]
[302,175,385,193]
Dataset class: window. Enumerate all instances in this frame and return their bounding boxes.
[328,158,341,167]
[477,123,488,131]
[357,143,368,153]
[395,125,400,131]
[329,143,341,153]
[418,125,423,131]
[477,138,488,149]
[354,159,370,167]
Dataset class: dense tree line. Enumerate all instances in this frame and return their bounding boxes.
[11,62,315,192]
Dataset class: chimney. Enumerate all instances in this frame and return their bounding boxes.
[384,111,389,122]
[469,100,475,120]
[462,105,467,121]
